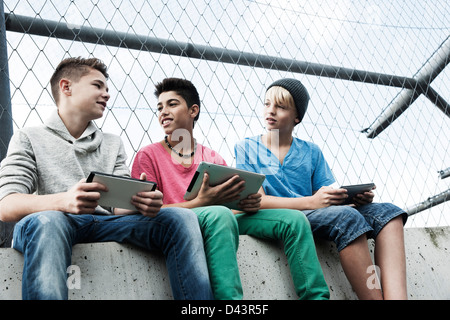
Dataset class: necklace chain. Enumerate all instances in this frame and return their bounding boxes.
[164,136,197,158]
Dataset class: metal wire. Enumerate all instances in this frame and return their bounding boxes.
[1,0,449,228]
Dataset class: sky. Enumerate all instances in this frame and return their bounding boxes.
[3,0,450,227]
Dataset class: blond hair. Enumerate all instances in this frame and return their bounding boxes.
[265,86,297,116]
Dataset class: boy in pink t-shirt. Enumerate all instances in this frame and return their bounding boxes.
[133,142,227,205]
[132,78,329,300]
[132,78,252,299]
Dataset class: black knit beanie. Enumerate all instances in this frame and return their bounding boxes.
[266,78,310,124]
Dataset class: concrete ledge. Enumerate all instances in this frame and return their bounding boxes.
[1,227,449,299]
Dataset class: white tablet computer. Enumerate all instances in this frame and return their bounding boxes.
[340,183,375,204]
[87,171,157,210]
[184,162,265,210]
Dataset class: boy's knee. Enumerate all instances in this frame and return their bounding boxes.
[22,211,69,232]
[165,207,197,223]
[198,206,238,231]
[276,209,311,230]
[159,207,202,234]
[210,205,236,222]
[13,211,72,253]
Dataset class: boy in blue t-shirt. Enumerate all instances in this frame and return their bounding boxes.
[235,78,408,300]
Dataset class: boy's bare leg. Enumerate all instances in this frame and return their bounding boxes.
[374,216,407,299]
[339,234,383,300]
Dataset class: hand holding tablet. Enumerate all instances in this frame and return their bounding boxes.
[87,172,157,210]
[340,183,375,205]
[184,162,265,210]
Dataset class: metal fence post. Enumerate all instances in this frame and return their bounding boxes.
[0,0,13,162]
[0,0,15,248]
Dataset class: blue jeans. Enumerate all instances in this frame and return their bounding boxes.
[12,209,213,300]
[304,203,407,252]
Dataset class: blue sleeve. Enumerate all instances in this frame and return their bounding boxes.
[311,145,335,191]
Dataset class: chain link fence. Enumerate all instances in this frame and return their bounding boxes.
[1,0,449,228]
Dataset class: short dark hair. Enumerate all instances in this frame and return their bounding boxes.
[50,57,109,104]
[154,77,200,123]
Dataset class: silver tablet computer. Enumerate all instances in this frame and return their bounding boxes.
[184,162,265,210]
[340,183,375,204]
[87,171,157,210]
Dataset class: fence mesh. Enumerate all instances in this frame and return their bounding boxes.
[2,0,449,228]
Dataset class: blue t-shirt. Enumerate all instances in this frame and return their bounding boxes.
[234,135,335,197]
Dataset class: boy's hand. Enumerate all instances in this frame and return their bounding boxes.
[131,190,163,217]
[196,173,245,206]
[311,186,348,208]
[238,193,261,213]
[63,179,108,214]
[352,186,376,206]
[131,173,163,217]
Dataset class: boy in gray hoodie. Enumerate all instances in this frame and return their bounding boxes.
[0,57,213,300]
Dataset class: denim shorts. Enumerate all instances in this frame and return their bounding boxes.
[303,203,407,252]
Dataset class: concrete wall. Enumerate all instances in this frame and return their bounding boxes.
[1,227,449,300]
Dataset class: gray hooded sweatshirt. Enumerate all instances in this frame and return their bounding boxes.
[0,110,129,213]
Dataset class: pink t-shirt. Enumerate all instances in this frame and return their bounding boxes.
[131,142,227,204]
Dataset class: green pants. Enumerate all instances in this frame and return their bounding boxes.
[194,206,329,300]
[193,206,243,299]
[236,209,330,300]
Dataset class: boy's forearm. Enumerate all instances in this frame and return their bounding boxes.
[161,197,202,209]
[260,194,314,211]
[114,208,135,215]
[0,193,65,222]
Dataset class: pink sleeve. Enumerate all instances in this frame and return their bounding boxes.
[131,148,160,186]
